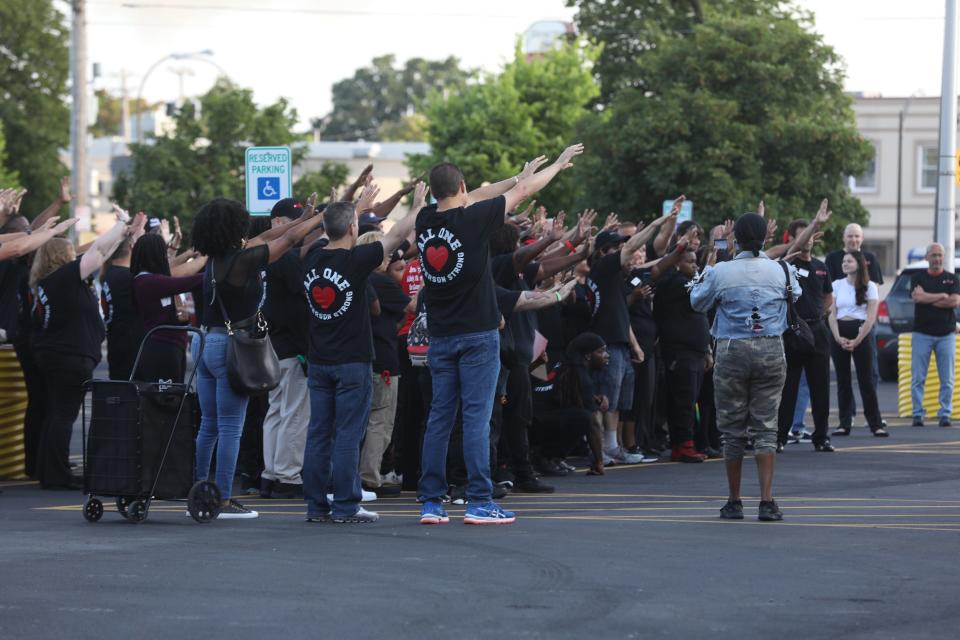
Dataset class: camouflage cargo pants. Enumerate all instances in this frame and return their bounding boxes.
[713,336,786,461]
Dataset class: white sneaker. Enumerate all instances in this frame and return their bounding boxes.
[382,471,403,485]
[604,447,645,465]
[602,451,617,466]
[326,490,377,503]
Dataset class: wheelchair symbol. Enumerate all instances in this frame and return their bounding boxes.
[257,177,280,200]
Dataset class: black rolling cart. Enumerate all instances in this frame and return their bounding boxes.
[80,325,221,523]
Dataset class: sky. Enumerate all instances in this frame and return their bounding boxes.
[72,0,952,130]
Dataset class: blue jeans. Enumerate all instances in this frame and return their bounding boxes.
[194,332,249,500]
[419,329,500,503]
[303,362,373,518]
[911,332,956,418]
[791,372,809,431]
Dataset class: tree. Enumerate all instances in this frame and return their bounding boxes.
[0,123,21,188]
[293,162,349,201]
[573,7,873,248]
[113,79,305,230]
[408,43,599,212]
[568,0,782,102]
[90,89,153,138]
[316,55,472,141]
[377,113,428,142]
[0,0,69,216]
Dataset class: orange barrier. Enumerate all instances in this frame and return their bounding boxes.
[0,345,27,478]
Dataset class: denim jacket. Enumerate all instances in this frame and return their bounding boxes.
[689,251,800,339]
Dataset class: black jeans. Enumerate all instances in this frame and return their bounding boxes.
[33,351,95,488]
[530,407,592,458]
[500,361,536,481]
[632,348,658,451]
[831,319,883,430]
[15,338,45,479]
[779,319,832,445]
[695,369,720,452]
[395,336,426,491]
[661,346,705,446]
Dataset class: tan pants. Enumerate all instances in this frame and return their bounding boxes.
[359,372,400,487]
[262,358,309,484]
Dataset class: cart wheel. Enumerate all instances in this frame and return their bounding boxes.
[127,500,148,523]
[187,481,221,523]
[83,497,103,523]
[116,497,131,519]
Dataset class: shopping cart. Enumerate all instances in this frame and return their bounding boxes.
[80,325,221,523]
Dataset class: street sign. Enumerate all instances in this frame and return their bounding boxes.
[662,199,693,223]
[245,146,292,215]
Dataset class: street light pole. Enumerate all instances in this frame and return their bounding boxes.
[895,95,918,271]
[69,0,88,243]
[135,50,216,143]
[936,0,958,271]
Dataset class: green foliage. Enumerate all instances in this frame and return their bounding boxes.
[293,162,349,201]
[377,113,429,142]
[0,122,22,188]
[409,43,599,212]
[317,55,472,141]
[113,79,303,230]
[572,6,873,249]
[0,0,69,215]
[90,89,154,138]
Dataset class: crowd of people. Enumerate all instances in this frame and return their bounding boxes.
[3,143,949,524]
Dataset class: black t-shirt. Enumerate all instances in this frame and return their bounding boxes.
[492,255,540,364]
[0,260,27,342]
[101,264,144,347]
[792,256,832,322]
[264,249,308,360]
[652,269,710,353]
[32,258,105,362]
[911,270,960,336]
[203,245,270,327]
[370,271,410,375]
[825,249,883,285]
[303,242,384,364]
[562,283,593,346]
[415,196,505,337]
[532,363,596,411]
[627,268,656,352]
[587,251,631,346]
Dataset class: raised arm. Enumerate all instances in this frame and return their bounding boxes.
[31,177,72,231]
[380,182,427,257]
[371,179,417,218]
[621,196,685,269]
[80,208,144,280]
[769,199,831,259]
[652,206,679,257]
[342,164,373,203]
[502,144,584,213]
[0,218,77,261]
[259,193,326,263]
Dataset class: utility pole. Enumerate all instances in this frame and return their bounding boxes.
[936,0,958,270]
[70,0,88,241]
[168,66,196,105]
[120,69,131,142]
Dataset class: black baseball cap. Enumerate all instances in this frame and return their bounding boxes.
[595,230,629,250]
[270,198,303,220]
[358,211,385,226]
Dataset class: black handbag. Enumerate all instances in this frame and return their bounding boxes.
[778,260,815,362]
[211,262,281,396]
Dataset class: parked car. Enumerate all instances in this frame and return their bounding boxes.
[877,260,960,381]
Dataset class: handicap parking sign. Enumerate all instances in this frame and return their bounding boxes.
[245,146,292,215]
[258,177,280,200]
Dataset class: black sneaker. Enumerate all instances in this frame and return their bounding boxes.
[758,500,783,521]
[775,442,784,454]
[305,510,331,523]
[448,484,468,505]
[720,499,744,520]
[270,482,304,499]
[217,500,259,520]
[532,456,569,477]
[912,416,924,427]
[332,507,380,523]
[259,478,275,498]
[939,417,952,428]
[513,477,555,493]
[814,440,835,452]
[492,484,510,500]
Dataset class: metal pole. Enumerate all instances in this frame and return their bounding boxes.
[70,0,88,242]
[896,109,904,271]
[936,0,958,270]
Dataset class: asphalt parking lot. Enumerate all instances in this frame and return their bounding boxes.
[2,413,958,640]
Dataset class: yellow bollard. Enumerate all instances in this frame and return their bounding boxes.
[897,333,960,418]
[0,345,28,478]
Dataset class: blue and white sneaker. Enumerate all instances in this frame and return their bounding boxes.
[420,500,449,524]
[464,501,515,525]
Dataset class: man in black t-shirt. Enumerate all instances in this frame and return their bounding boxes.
[909,243,960,427]
[301,184,422,524]
[776,217,835,451]
[416,145,582,526]
[259,198,311,499]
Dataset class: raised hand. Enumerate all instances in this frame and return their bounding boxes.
[329,187,338,204]
[411,181,428,211]
[548,211,567,241]
[59,176,72,203]
[758,199,765,218]
[765,219,777,244]
[514,200,536,221]
[302,192,319,218]
[355,183,380,214]
[112,204,131,224]
[554,143,584,170]
[602,212,619,231]
[670,194,686,217]
[53,218,78,235]
[519,156,549,181]
[814,198,832,226]
[129,212,147,242]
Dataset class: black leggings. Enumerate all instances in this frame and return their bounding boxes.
[830,319,883,430]
[661,347,705,446]
[33,351,95,488]
[779,320,832,445]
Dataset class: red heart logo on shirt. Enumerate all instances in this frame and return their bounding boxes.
[311,286,336,310]
[425,246,449,272]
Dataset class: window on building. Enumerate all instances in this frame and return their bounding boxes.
[919,146,938,192]
[849,155,877,192]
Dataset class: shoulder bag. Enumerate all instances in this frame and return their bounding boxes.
[778,260,815,363]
